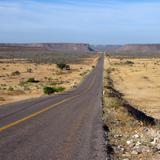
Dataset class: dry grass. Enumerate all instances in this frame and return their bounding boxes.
[106,58,160,120]
[0,56,98,105]
[103,58,160,160]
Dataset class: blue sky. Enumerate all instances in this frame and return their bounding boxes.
[0,0,160,44]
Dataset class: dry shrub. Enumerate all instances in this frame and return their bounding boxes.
[0,97,5,101]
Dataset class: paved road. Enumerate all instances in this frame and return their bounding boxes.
[0,57,106,160]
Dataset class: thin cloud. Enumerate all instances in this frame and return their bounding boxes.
[0,0,160,43]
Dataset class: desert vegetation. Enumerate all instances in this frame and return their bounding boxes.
[0,54,98,105]
[56,63,70,70]
[0,46,94,64]
[103,57,160,160]
[43,86,65,95]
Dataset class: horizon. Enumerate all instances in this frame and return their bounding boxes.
[1,0,160,44]
[2,42,160,46]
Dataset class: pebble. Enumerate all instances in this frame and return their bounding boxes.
[135,141,141,146]
[143,127,149,132]
[127,140,133,145]
[117,145,125,152]
[114,134,123,138]
[131,150,138,155]
[151,138,159,145]
[132,134,139,139]
[122,152,130,157]
[156,144,160,150]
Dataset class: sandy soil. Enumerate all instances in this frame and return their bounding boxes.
[0,56,98,105]
[106,58,160,119]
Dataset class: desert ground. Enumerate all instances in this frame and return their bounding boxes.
[103,57,160,160]
[0,56,98,105]
[107,58,160,119]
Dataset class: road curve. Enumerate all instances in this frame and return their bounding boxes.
[0,57,106,160]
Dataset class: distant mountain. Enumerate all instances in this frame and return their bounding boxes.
[92,44,160,54]
[2,43,160,57]
[117,44,160,53]
[111,44,160,57]
[91,45,122,52]
[0,43,95,53]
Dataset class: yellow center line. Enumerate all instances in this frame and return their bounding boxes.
[0,76,96,133]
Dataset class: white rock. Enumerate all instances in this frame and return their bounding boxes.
[151,138,159,145]
[131,150,138,155]
[122,152,130,158]
[143,127,149,132]
[114,134,123,138]
[156,130,160,135]
[133,134,139,138]
[136,141,141,146]
[156,144,160,150]
[117,145,125,152]
[127,140,133,145]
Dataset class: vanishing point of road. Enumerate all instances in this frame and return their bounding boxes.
[0,57,106,160]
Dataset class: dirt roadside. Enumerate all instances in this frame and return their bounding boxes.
[102,57,160,160]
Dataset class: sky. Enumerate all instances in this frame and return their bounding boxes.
[0,0,160,44]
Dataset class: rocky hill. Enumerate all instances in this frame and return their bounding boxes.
[0,43,94,53]
[109,44,160,57]
[117,44,160,53]
[91,45,122,52]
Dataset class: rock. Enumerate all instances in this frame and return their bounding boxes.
[131,150,138,155]
[134,146,150,153]
[114,145,125,153]
[143,127,149,132]
[117,145,125,152]
[156,144,160,150]
[136,141,141,146]
[126,140,135,147]
[151,138,159,145]
[142,147,151,153]
[114,134,123,138]
[122,152,131,158]
[132,134,139,139]
[127,140,133,145]
[157,130,160,135]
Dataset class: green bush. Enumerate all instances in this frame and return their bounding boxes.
[27,78,39,83]
[55,87,65,92]
[43,87,56,95]
[56,63,70,70]
[43,86,65,95]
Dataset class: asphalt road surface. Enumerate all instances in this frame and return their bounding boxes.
[0,57,106,160]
